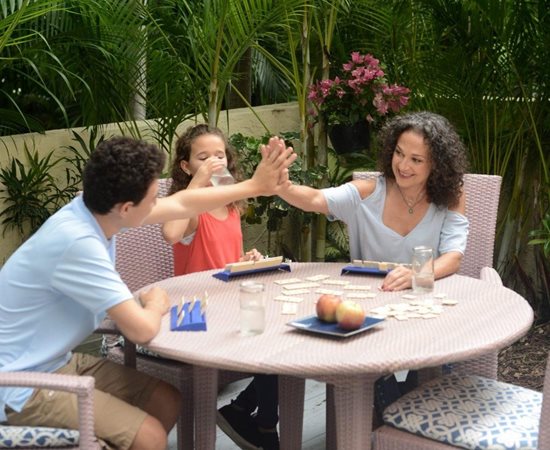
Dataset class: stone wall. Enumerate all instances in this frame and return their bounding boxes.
[0,102,300,263]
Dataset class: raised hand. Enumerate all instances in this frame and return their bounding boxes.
[252,136,296,195]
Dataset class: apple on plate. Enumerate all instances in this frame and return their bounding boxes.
[315,294,342,323]
[336,300,366,331]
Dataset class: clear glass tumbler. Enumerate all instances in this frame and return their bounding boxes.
[411,245,434,294]
[239,281,266,336]
[210,166,235,186]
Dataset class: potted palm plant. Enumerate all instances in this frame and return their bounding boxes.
[308,52,410,154]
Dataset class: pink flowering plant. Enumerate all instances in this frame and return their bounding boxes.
[308,52,411,126]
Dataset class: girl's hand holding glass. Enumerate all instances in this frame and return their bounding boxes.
[189,157,228,188]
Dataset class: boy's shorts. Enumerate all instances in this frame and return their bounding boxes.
[7,353,161,450]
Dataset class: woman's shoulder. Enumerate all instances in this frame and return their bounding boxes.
[350,175,383,200]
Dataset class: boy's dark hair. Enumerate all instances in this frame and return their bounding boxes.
[377,111,469,208]
[83,136,166,214]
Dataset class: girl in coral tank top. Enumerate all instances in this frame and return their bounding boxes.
[164,124,279,449]
[162,124,262,275]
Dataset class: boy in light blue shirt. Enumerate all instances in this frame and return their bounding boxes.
[0,136,296,449]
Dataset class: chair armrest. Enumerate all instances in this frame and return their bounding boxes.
[479,267,503,286]
[94,318,137,368]
[0,372,98,449]
[539,358,550,449]
[94,317,119,335]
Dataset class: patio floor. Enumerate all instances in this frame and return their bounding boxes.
[168,378,327,449]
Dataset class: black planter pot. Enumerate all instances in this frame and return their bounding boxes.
[328,120,370,154]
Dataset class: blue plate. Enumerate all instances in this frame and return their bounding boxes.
[287,314,385,338]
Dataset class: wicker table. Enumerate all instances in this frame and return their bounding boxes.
[144,263,533,450]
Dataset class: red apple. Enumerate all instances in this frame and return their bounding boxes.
[316,294,342,323]
[336,300,366,331]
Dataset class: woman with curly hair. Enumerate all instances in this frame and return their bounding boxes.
[279,110,469,291]
[272,111,470,425]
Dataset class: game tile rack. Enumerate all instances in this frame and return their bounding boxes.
[212,256,291,282]
[170,296,207,331]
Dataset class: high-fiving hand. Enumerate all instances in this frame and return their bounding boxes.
[252,136,297,195]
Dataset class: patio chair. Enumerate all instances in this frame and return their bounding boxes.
[323,172,504,449]
[373,352,550,450]
[350,172,503,375]
[0,372,98,449]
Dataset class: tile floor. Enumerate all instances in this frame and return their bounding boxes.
[167,378,327,449]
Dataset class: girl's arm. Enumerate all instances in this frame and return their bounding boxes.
[146,138,296,225]
[161,159,219,244]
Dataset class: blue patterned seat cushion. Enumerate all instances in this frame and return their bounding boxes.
[383,374,541,450]
[0,426,79,448]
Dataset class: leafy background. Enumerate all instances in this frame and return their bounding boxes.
[1,0,549,322]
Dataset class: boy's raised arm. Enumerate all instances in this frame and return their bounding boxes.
[145,137,296,225]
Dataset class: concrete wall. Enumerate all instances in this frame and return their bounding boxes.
[0,102,300,263]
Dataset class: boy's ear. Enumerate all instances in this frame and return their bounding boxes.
[117,201,134,217]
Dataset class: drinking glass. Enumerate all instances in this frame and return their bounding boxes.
[210,166,235,186]
[412,246,434,294]
[239,281,266,336]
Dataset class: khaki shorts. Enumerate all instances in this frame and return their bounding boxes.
[7,353,161,450]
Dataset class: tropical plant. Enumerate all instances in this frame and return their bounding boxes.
[62,128,106,180]
[530,213,550,259]
[308,51,410,127]
[229,131,327,256]
[0,146,76,239]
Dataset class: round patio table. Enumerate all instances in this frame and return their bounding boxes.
[145,262,534,450]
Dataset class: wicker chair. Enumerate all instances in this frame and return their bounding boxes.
[353,171,502,372]
[373,353,550,450]
[324,172,504,449]
[0,372,98,449]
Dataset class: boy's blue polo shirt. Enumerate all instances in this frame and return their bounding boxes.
[0,196,132,422]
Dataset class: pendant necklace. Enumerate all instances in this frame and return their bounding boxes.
[396,184,425,214]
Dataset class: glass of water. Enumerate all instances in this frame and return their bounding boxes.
[239,281,266,336]
[210,166,235,186]
[411,246,434,294]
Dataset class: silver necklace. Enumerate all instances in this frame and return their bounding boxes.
[396,184,425,214]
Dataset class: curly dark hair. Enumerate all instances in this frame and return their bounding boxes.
[377,111,469,208]
[83,136,165,214]
[169,124,242,194]
[169,124,244,211]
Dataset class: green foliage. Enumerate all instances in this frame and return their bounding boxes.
[62,127,106,183]
[529,186,550,259]
[0,0,151,135]
[230,129,376,260]
[530,214,550,259]
[0,146,75,238]
[0,129,106,241]
[229,131,326,234]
